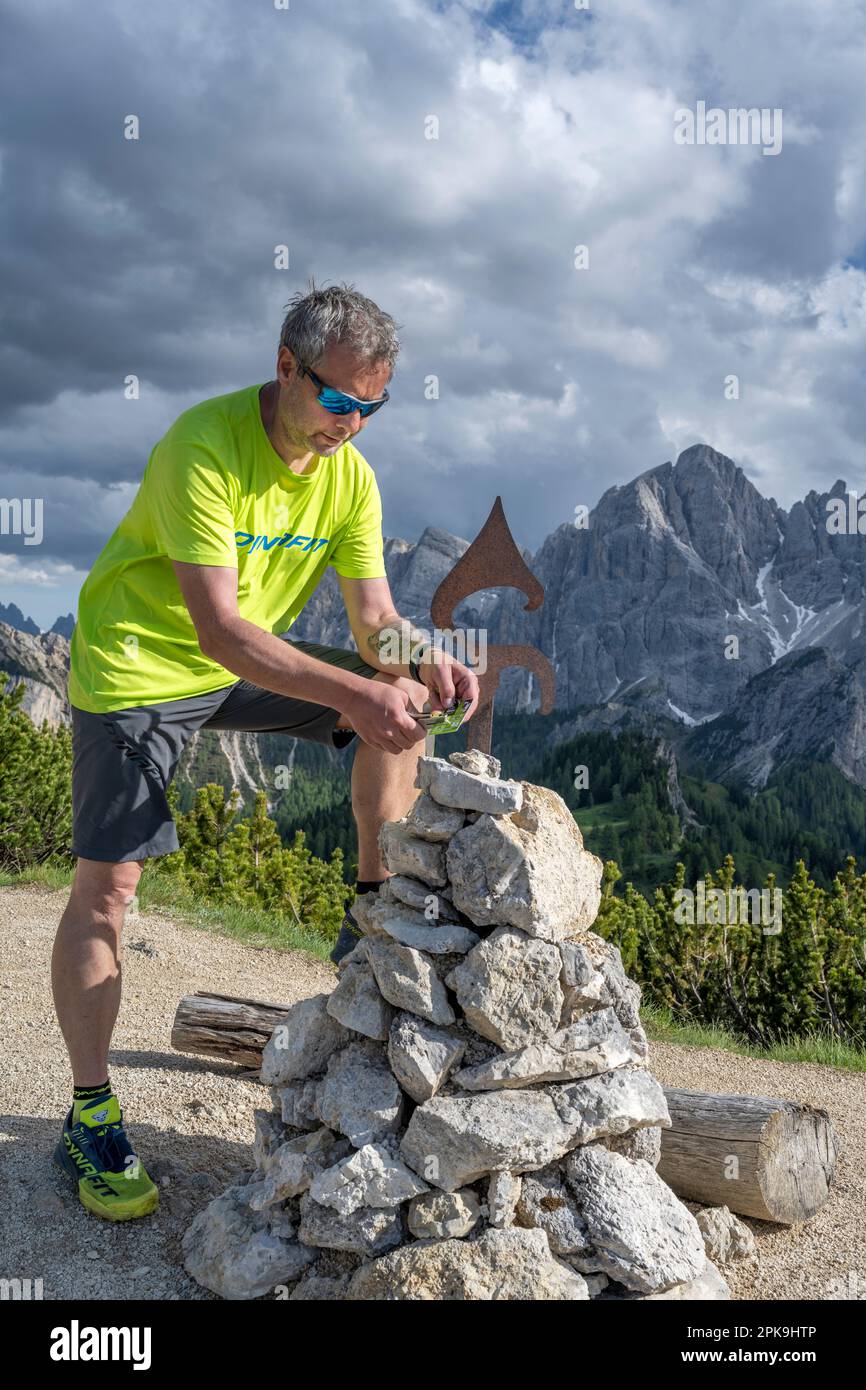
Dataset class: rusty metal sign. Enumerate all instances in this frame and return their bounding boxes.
[429,496,556,754]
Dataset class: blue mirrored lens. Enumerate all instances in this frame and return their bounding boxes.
[318,388,386,418]
[318,389,355,415]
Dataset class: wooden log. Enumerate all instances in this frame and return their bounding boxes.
[171,991,291,1069]
[658,1087,838,1225]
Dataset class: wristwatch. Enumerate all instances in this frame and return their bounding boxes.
[408,639,430,684]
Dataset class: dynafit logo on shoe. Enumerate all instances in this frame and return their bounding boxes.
[236,532,329,555]
[90,1108,109,1122]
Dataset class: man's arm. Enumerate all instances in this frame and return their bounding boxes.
[338,574,421,679]
[171,561,425,751]
[338,574,481,717]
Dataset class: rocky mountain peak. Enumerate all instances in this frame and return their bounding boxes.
[0,602,40,636]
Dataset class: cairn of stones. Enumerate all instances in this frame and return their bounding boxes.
[183,749,730,1300]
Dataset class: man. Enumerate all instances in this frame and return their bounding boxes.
[55,281,480,1222]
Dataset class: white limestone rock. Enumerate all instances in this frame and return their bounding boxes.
[583,934,643,1029]
[367,939,455,1025]
[448,749,501,778]
[378,821,447,886]
[600,1257,731,1301]
[486,1171,522,1229]
[407,1188,481,1239]
[379,874,461,922]
[415,755,524,816]
[326,959,393,1041]
[347,897,402,940]
[601,1124,662,1168]
[453,1008,638,1090]
[384,918,479,955]
[400,1090,575,1191]
[547,1065,671,1144]
[387,1012,465,1103]
[260,993,350,1086]
[297,1190,404,1257]
[404,792,466,842]
[643,1258,731,1300]
[253,1109,287,1173]
[445,927,563,1050]
[273,1078,322,1131]
[565,935,651,1058]
[335,937,369,974]
[559,940,608,1022]
[262,1204,297,1242]
[182,1184,316,1300]
[317,1040,403,1148]
[564,1145,706,1294]
[346,1226,589,1301]
[309,1142,428,1216]
[248,1128,348,1210]
[446,784,603,940]
[361,901,479,954]
[695,1205,758,1265]
[347,892,384,936]
[628,1022,650,1062]
[515,1164,596,1259]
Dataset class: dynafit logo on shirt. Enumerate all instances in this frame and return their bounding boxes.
[236,532,329,555]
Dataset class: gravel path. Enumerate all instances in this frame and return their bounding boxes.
[1,884,862,1301]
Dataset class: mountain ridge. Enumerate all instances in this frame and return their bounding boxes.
[4,441,866,799]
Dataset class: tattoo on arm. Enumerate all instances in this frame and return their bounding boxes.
[366,628,393,654]
[366,620,430,666]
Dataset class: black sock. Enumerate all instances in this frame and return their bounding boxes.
[73,1080,111,1100]
[355,878,387,896]
[72,1080,111,1119]
[344,878,387,916]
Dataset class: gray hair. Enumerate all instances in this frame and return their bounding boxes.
[279,279,400,374]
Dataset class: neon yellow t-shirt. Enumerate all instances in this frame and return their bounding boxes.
[68,384,387,713]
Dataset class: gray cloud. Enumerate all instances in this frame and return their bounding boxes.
[1,0,865,626]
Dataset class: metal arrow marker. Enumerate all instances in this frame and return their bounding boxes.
[427,496,556,756]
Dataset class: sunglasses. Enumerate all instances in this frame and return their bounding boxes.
[299,362,390,418]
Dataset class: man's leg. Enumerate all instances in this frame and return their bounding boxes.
[50,854,160,1221]
[334,669,429,880]
[54,695,219,1219]
[61,692,227,1089]
[51,857,145,1087]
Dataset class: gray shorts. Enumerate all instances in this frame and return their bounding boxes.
[71,636,381,863]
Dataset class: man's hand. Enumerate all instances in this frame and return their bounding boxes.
[416,649,481,720]
[336,577,481,727]
[343,680,430,753]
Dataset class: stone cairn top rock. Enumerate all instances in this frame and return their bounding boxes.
[183,749,730,1301]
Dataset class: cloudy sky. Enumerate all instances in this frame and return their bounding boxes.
[2,0,866,628]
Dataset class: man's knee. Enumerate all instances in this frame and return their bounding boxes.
[71,857,144,916]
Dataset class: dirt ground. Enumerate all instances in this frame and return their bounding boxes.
[1,884,863,1301]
